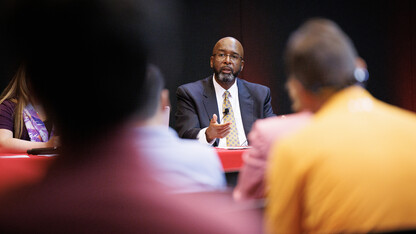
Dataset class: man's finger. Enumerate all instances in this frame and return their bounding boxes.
[218,129,231,138]
[214,124,231,132]
[217,122,231,127]
[217,126,231,135]
[211,114,218,124]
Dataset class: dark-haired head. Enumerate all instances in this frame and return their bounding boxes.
[3,0,149,148]
[285,18,358,94]
[135,64,166,121]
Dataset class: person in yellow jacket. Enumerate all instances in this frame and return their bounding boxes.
[266,18,416,234]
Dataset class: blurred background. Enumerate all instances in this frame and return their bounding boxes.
[1,0,414,128]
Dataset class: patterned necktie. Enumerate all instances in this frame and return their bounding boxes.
[222,91,240,147]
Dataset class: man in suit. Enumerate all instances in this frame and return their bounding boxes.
[175,37,275,147]
[266,18,416,233]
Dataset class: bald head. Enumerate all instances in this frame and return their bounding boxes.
[212,37,244,58]
[210,37,245,89]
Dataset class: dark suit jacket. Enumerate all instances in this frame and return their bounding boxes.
[175,76,275,146]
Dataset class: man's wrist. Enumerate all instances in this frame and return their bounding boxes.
[197,128,216,145]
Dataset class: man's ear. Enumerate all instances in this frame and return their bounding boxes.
[355,57,367,69]
[210,56,214,69]
[160,89,170,109]
[240,59,244,72]
[159,89,171,126]
[287,77,309,112]
[354,57,369,84]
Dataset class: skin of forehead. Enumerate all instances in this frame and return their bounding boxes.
[212,37,244,58]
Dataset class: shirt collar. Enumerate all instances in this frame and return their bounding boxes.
[315,85,374,118]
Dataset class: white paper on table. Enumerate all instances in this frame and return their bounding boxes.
[0,155,30,158]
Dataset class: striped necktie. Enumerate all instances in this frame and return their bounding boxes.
[222,90,240,147]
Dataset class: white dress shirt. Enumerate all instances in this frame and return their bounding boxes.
[197,75,247,147]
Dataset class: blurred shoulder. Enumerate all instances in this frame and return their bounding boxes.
[177,76,211,91]
[177,138,217,154]
[253,112,313,133]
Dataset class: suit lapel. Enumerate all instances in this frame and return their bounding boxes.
[202,77,220,146]
[237,79,254,136]
[202,77,219,123]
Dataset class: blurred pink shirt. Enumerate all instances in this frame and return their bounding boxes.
[233,111,312,201]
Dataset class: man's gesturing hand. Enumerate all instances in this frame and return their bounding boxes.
[205,114,231,143]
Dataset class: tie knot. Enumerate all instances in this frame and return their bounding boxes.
[224,90,231,98]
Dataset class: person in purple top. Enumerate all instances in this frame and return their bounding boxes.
[0,64,58,153]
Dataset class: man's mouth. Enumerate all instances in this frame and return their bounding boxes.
[221,67,233,74]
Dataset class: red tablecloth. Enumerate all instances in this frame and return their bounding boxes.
[215,148,247,172]
[0,154,54,195]
[0,148,247,196]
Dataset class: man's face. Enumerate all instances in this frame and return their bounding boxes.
[210,38,244,84]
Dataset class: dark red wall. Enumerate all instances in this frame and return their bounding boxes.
[162,0,416,126]
[388,1,416,112]
[1,0,414,126]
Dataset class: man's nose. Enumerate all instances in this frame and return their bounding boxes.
[223,55,232,64]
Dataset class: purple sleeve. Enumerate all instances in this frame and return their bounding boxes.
[0,99,16,132]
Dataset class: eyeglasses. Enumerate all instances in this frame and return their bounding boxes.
[212,53,243,62]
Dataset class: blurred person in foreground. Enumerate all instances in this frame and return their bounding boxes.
[134,65,226,193]
[266,18,416,233]
[234,56,368,201]
[0,64,58,153]
[0,0,261,233]
[175,37,275,147]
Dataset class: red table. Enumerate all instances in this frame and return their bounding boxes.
[0,154,54,195]
[215,148,247,172]
[0,148,247,195]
